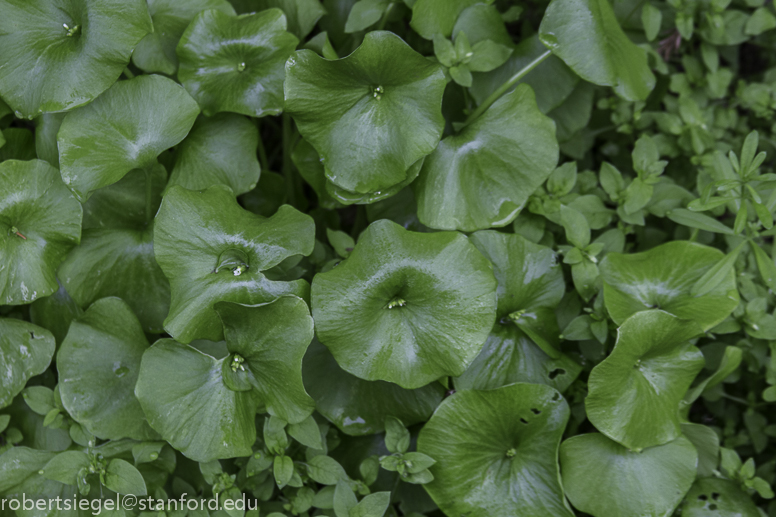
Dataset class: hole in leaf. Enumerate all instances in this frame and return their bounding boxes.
[548,368,566,379]
[709,504,718,511]
[530,408,541,415]
[698,495,707,501]
[551,392,561,402]
[711,493,720,501]
[519,418,528,424]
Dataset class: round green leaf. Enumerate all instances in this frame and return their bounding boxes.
[600,241,740,331]
[303,339,444,436]
[167,113,261,195]
[59,166,170,333]
[418,383,574,517]
[457,231,581,391]
[177,8,299,117]
[681,478,760,517]
[132,0,236,75]
[58,75,200,202]
[215,296,315,424]
[414,84,559,232]
[538,0,656,101]
[58,297,157,441]
[154,185,315,343]
[585,310,705,450]
[0,447,78,504]
[0,0,152,118]
[285,31,446,194]
[0,320,55,409]
[560,433,698,517]
[0,159,82,305]
[135,338,259,462]
[311,219,497,389]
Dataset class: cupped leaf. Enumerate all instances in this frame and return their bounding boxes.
[538,0,656,101]
[303,339,444,435]
[167,113,261,195]
[177,8,299,117]
[585,310,705,450]
[681,477,760,517]
[154,185,315,343]
[418,383,574,517]
[215,296,315,424]
[0,320,55,409]
[457,231,581,390]
[560,433,698,517]
[58,74,200,202]
[600,241,740,331]
[135,338,259,462]
[132,0,236,75]
[414,84,559,232]
[58,297,157,441]
[59,166,170,333]
[0,0,152,118]
[0,159,82,305]
[285,31,446,194]
[311,219,497,389]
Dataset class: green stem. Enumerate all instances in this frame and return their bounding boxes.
[256,125,269,172]
[282,114,297,207]
[123,67,135,80]
[377,3,395,31]
[462,50,552,128]
[144,167,153,225]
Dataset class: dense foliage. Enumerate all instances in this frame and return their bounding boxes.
[0,0,774,516]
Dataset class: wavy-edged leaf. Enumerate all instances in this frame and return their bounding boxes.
[0,0,152,118]
[409,0,479,39]
[539,0,656,101]
[586,310,705,450]
[457,231,581,390]
[0,159,82,305]
[135,338,259,462]
[177,8,299,117]
[58,75,199,202]
[415,84,558,232]
[311,219,497,389]
[303,339,444,435]
[418,383,574,517]
[600,241,739,331]
[285,31,446,194]
[58,297,157,441]
[0,320,55,409]
[154,185,315,342]
[560,434,697,517]
[215,296,314,424]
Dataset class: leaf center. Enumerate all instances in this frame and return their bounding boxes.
[214,248,250,276]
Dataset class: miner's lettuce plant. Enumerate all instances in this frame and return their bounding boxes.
[0,0,774,516]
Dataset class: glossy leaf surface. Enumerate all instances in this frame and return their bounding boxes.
[418,383,574,517]
[0,320,55,409]
[311,219,497,389]
[0,159,82,305]
[154,185,315,342]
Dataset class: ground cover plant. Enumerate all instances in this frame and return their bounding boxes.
[0,0,774,515]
